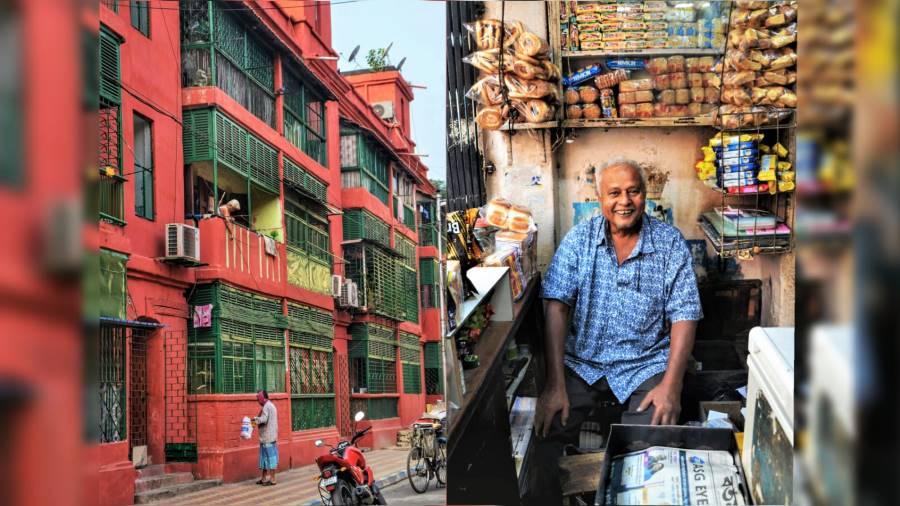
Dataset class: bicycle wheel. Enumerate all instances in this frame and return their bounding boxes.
[435,443,447,485]
[407,446,430,494]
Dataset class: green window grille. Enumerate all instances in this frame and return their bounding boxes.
[99,249,128,319]
[418,223,439,247]
[403,205,416,229]
[285,200,331,265]
[286,301,334,429]
[401,267,419,323]
[340,129,390,204]
[130,1,150,37]
[348,324,397,394]
[291,396,335,431]
[284,65,327,166]
[99,26,124,225]
[344,243,407,320]
[400,332,421,394]
[351,397,398,420]
[424,342,444,395]
[101,0,118,12]
[343,208,390,248]
[133,113,154,220]
[98,324,127,443]
[187,282,288,394]
[180,0,275,126]
[287,302,334,349]
[419,257,439,309]
[394,232,417,270]
[284,156,328,205]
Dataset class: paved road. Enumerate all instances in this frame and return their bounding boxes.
[382,477,446,505]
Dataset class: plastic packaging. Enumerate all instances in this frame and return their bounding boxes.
[565,87,581,105]
[566,104,583,119]
[582,103,602,119]
[606,58,646,70]
[619,78,654,92]
[241,416,253,439]
[669,72,688,89]
[466,75,503,105]
[594,69,628,90]
[654,74,671,90]
[675,88,691,105]
[563,64,602,86]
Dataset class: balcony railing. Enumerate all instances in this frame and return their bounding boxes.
[99,172,125,225]
[418,223,439,247]
[197,218,284,286]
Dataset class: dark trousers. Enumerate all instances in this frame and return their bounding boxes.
[523,368,665,506]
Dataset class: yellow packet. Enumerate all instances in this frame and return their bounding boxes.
[757,169,776,181]
[774,142,789,157]
[778,170,795,182]
[778,180,795,192]
[759,144,772,154]
[777,161,792,171]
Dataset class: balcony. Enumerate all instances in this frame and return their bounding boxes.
[418,223,439,247]
[195,217,284,289]
[99,172,125,225]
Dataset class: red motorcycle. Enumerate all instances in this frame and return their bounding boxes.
[314,411,386,505]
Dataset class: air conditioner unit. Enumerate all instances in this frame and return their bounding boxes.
[339,280,352,308]
[331,275,343,298]
[164,223,200,262]
[372,101,395,121]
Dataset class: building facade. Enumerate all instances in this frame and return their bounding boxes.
[96,1,441,504]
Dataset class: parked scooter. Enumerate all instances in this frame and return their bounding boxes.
[314,411,386,505]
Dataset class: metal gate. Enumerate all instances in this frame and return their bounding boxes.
[129,328,149,454]
[163,330,198,462]
[336,352,352,439]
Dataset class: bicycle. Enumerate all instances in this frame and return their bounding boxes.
[406,419,447,494]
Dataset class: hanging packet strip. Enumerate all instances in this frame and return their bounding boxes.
[606,58,646,70]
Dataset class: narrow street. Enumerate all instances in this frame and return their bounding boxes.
[382,479,446,505]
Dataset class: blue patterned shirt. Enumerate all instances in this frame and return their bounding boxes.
[541,213,703,402]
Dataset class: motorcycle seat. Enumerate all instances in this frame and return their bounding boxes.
[437,436,447,444]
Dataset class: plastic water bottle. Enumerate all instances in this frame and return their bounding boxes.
[240,416,253,439]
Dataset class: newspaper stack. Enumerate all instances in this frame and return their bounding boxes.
[606,446,746,505]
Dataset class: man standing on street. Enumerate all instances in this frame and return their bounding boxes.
[525,159,703,506]
[254,390,279,486]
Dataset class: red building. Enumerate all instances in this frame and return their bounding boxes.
[95,1,442,504]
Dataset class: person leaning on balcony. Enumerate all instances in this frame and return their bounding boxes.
[523,159,703,506]
[219,199,241,237]
[253,390,279,486]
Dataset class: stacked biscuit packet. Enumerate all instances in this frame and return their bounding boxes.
[711,0,798,129]
[695,132,796,194]
[464,20,561,130]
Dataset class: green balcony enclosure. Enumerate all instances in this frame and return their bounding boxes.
[400,332,421,394]
[343,208,390,248]
[284,63,327,166]
[424,341,444,395]
[419,257,439,309]
[187,282,287,394]
[344,243,408,321]
[348,323,397,394]
[288,302,335,431]
[99,26,124,224]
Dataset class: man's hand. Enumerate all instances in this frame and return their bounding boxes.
[534,384,569,438]
[637,381,682,425]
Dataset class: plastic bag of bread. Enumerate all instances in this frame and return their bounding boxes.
[475,105,508,130]
[634,90,654,103]
[690,87,705,103]
[686,58,701,73]
[668,105,688,117]
[594,69,628,89]
[512,59,544,80]
[723,86,751,106]
[704,87,719,104]
[658,89,676,105]
[618,91,636,104]
[653,73,670,90]
[775,89,797,108]
[675,88,691,105]
[647,57,668,75]
[747,8,768,27]
[698,56,715,72]
[702,72,717,87]
[723,70,756,87]
[653,102,669,117]
[580,85,600,103]
[504,74,544,99]
[565,87,581,105]
[542,61,562,82]
[466,75,504,105]
[465,19,523,50]
[620,103,637,118]
[769,32,796,49]
[515,31,549,57]
[483,198,511,229]
[463,49,508,74]
[735,0,769,10]
[687,102,703,116]
[513,99,554,123]
[669,72,688,89]
[566,104,583,119]
[688,73,703,88]
[619,78,654,92]
[667,55,686,73]
[635,102,653,118]
[507,205,535,234]
[582,103,602,119]
[766,47,797,70]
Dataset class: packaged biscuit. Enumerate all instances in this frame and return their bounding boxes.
[643,1,668,12]
[603,31,628,41]
[760,154,778,170]
[601,21,623,31]
[581,40,605,50]
[643,11,666,21]
[597,2,618,12]
[624,39,647,50]
[777,161,792,171]
[594,69,628,89]
[575,2,603,14]
[602,41,626,50]
[607,58,646,70]
[645,21,668,31]
[773,143,789,157]
[577,12,602,23]
[580,31,603,42]
[579,22,602,33]
[621,21,647,31]
[643,30,668,39]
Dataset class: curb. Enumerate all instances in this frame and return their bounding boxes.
[299,470,409,506]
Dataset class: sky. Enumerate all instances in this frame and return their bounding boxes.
[330,0,446,182]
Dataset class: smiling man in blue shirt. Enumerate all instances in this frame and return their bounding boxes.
[525,159,702,506]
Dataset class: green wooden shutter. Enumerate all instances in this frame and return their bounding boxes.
[99,27,121,103]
